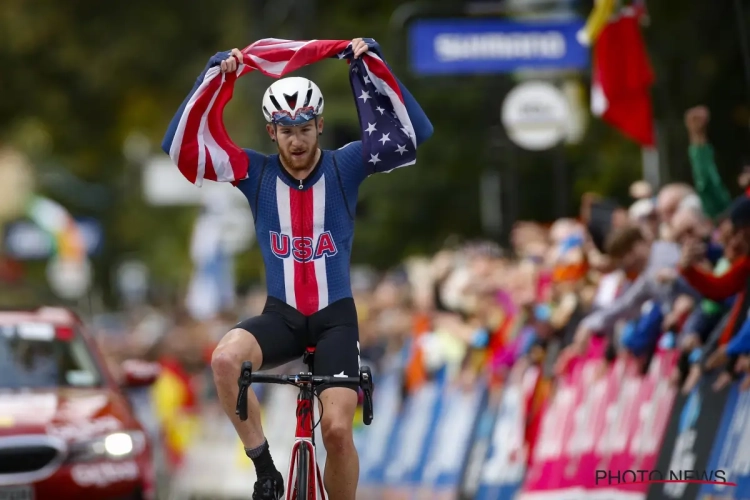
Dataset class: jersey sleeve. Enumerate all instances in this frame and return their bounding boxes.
[334,141,367,188]
[680,257,750,302]
[394,77,433,148]
[688,143,732,219]
[234,149,269,213]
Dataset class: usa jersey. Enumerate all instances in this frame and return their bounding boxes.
[237,143,368,316]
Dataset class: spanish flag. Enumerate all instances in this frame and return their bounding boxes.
[151,357,200,469]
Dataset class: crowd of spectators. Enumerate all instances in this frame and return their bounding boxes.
[344,103,750,400]
[91,104,750,477]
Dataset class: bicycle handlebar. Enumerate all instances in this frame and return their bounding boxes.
[249,373,362,386]
[235,361,374,426]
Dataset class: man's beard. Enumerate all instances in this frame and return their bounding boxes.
[279,145,318,172]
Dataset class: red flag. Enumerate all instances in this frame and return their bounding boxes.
[591,8,655,146]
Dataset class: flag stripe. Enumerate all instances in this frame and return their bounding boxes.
[362,53,404,103]
[245,54,290,77]
[196,79,226,184]
[171,69,223,184]
[204,130,231,181]
[207,72,245,182]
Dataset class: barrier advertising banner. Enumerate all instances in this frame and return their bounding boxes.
[421,379,487,498]
[699,382,750,499]
[458,385,502,500]
[646,371,731,500]
[520,347,602,499]
[354,347,750,500]
[359,371,404,488]
[475,365,541,500]
[383,373,446,491]
[592,351,678,499]
[521,350,677,500]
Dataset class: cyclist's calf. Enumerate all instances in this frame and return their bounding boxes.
[211,328,266,449]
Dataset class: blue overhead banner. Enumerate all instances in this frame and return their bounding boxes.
[408,17,589,75]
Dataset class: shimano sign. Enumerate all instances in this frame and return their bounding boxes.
[408,18,588,75]
[434,32,567,62]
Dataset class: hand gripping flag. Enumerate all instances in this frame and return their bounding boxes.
[169,38,418,186]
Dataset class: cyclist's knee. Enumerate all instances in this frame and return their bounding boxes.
[320,389,357,452]
[321,417,352,453]
[211,328,262,380]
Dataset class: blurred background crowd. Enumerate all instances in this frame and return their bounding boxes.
[4,0,750,498]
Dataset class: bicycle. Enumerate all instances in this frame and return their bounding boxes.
[235,347,374,500]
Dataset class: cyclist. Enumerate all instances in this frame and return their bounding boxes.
[162,38,432,500]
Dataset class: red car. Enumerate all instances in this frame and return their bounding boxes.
[0,307,160,500]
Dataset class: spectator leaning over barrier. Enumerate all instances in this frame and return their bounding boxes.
[672,208,732,328]
[679,196,750,390]
[650,105,737,390]
[566,180,722,369]
[556,224,667,371]
[656,205,731,388]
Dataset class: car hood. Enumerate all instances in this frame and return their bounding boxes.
[0,387,138,440]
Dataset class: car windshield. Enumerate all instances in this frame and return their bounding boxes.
[0,322,104,389]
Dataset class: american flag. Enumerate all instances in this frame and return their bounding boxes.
[169,38,417,186]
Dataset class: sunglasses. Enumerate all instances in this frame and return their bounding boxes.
[271,106,317,126]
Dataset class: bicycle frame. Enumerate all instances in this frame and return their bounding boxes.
[235,347,373,500]
[285,382,326,500]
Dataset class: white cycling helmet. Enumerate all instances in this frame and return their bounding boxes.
[262,76,324,126]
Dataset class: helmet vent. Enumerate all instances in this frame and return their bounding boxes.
[283,92,298,110]
[269,94,283,111]
[303,88,313,108]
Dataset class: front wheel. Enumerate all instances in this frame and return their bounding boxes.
[295,445,309,500]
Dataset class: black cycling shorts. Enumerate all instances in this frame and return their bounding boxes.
[235,296,360,393]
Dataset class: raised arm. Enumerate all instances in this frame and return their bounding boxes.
[684,106,732,218]
[579,274,654,334]
[681,256,750,302]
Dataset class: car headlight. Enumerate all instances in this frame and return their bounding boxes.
[67,431,147,462]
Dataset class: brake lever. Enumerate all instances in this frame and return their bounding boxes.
[236,361,253,421]
[360,366,374,425]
